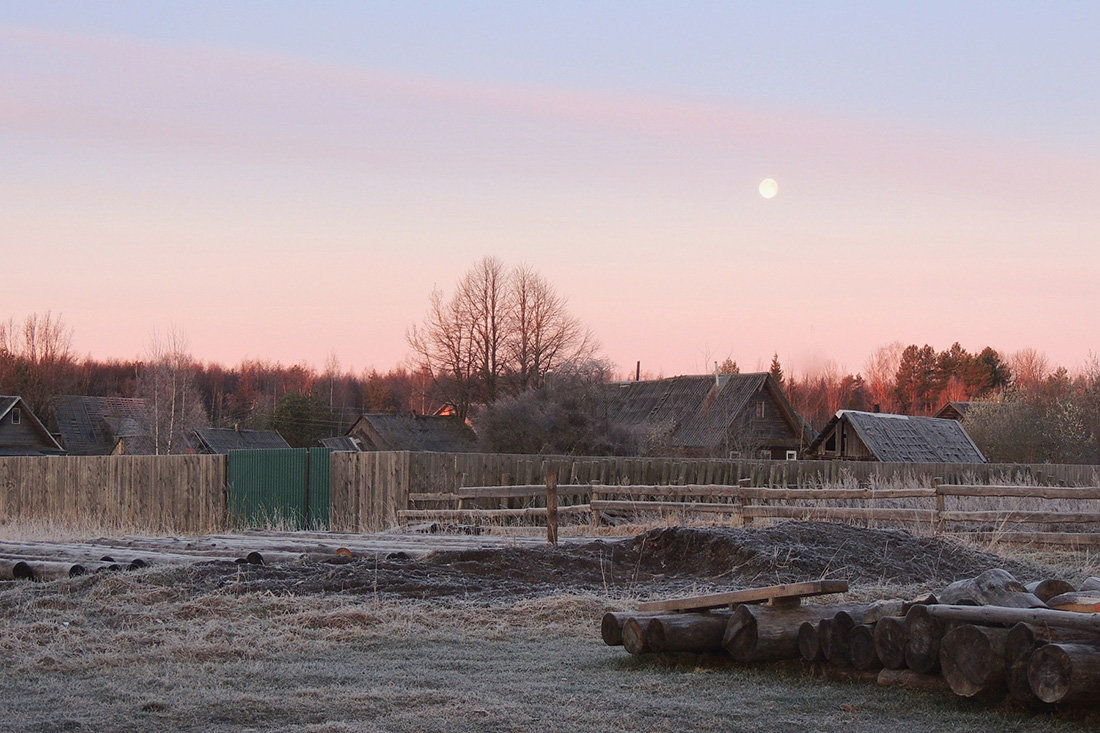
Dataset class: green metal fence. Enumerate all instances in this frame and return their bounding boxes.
[227,448,331,529]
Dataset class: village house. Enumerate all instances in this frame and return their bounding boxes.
[51,395,154,455]
[191,427,292,453]
[0,396,65,456]
[805,409,986,463]
[346,413,478,453]
[604,373,814,459]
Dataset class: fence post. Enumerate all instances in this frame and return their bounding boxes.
[738,477,753,526]
[590,480,600,531]
[933,478,944,535]
[545,470,558,546]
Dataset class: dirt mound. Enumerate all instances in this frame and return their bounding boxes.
[627,522,1032,586]
[105,522,1039,603]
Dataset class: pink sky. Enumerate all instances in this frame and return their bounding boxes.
[3,25,1098,378]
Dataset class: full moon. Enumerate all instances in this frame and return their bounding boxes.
[758,178,778,199]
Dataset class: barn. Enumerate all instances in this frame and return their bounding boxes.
[346,414,478,453]
[0,396,65,456]
[604,373,814,459]
[805,410,986,463]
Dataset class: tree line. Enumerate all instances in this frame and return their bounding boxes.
[3,257,1099,462]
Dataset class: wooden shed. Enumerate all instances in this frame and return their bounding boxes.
[0,396,65,456]
[346,414,477,453]
[604,373,814,459]
[805,410,986,463]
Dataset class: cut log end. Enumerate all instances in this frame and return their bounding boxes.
[873,616,907,670]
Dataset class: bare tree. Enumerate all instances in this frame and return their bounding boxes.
[0,311,75,415]
[407,287,478,419]
[458,256,510,403]
[863,341,903,412]
[508,264,596,390]
[1011,348,1049,396]
[137,328,208,454]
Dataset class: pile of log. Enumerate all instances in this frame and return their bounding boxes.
[602,570,1100,709]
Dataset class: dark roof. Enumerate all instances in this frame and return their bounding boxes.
[51,395,150,455]
[604,373,814,450]
[0,396,65,454]
[352,414,477,452]
[809,410,986,463]
[192,427,291,453]
[319,436,361,451]
[934,401,974,419]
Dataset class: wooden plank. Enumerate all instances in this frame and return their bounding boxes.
[637,580,849,613]
[397,504,593,521]
[939,510,1100,524]
[592,485,934,500]
[408,492,460,503]
[590,500,744,515]
[741,505,934,523]
[457,484,592,499]
[938,485,1100,499]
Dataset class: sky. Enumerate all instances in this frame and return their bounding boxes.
[3,2,1098,377]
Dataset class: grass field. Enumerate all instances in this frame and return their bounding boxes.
[2,561,1098,732]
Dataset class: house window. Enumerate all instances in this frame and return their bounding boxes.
[786,450,797,461]
[11,408,19,425]
[756,400,766,418]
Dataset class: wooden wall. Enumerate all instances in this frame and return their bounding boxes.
[330,451,1100,532]
[0,455,226,533]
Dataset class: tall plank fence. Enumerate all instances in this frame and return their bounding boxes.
[0,455,225,533]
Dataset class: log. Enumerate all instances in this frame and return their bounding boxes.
[925,604,1100,634]
[863,598,908,625]
[1025,578,1075,603]
[1004,623,1063,702]
[0,559,34,581]
[873,616,908,670]
[601,612,662,647]
[797,621,822,662]
[904,604,948,673]
[1081,577,1100,592]
[647,612,734,654]
[1028,642,1100,704]
[849,624,882,670]
[876,668,950,694]
[939,568,1045,608]
[621,617,655,655]
[816,618,834,662]
[939,624,1011,698]
[723,604,864,663]
[1046,591,1100,613]
[28,561,88,581]
[825,610,861,666]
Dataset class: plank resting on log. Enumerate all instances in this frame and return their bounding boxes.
[637,580,848,613]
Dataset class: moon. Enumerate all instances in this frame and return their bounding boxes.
[758,178,778,199]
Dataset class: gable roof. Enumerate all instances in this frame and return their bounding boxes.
[52,395,150,455]
[319,435,361,451]
[0,396,65,454]
[808,410,986,463]
[192,427,291,453]
[351,414,477,452]
[604,373,814,450]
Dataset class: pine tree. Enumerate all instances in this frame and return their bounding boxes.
[769,353,784,385]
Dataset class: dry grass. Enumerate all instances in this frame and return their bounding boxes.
[2,565,1096,732]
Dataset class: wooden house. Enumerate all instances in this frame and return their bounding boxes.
[191,427,291,454]
[934,402,974,421]
[346,414,477,453]
[805,410,986,463]
[0,396,65,455]
[52,395,152,455]
[604,373,814,459]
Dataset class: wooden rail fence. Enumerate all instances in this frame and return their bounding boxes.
[397,480,1100,547]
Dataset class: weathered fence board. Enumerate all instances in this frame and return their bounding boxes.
[0,455,226,533]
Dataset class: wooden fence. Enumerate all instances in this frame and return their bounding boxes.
[0,455,226,533]
[332,451,1100,532]
[396,480,1100,546]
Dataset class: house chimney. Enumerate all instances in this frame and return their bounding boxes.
[635,361,640,381]
[873,403,881,413]
[714,361,720,388]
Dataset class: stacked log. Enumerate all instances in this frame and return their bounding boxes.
[605,568,1100,714]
